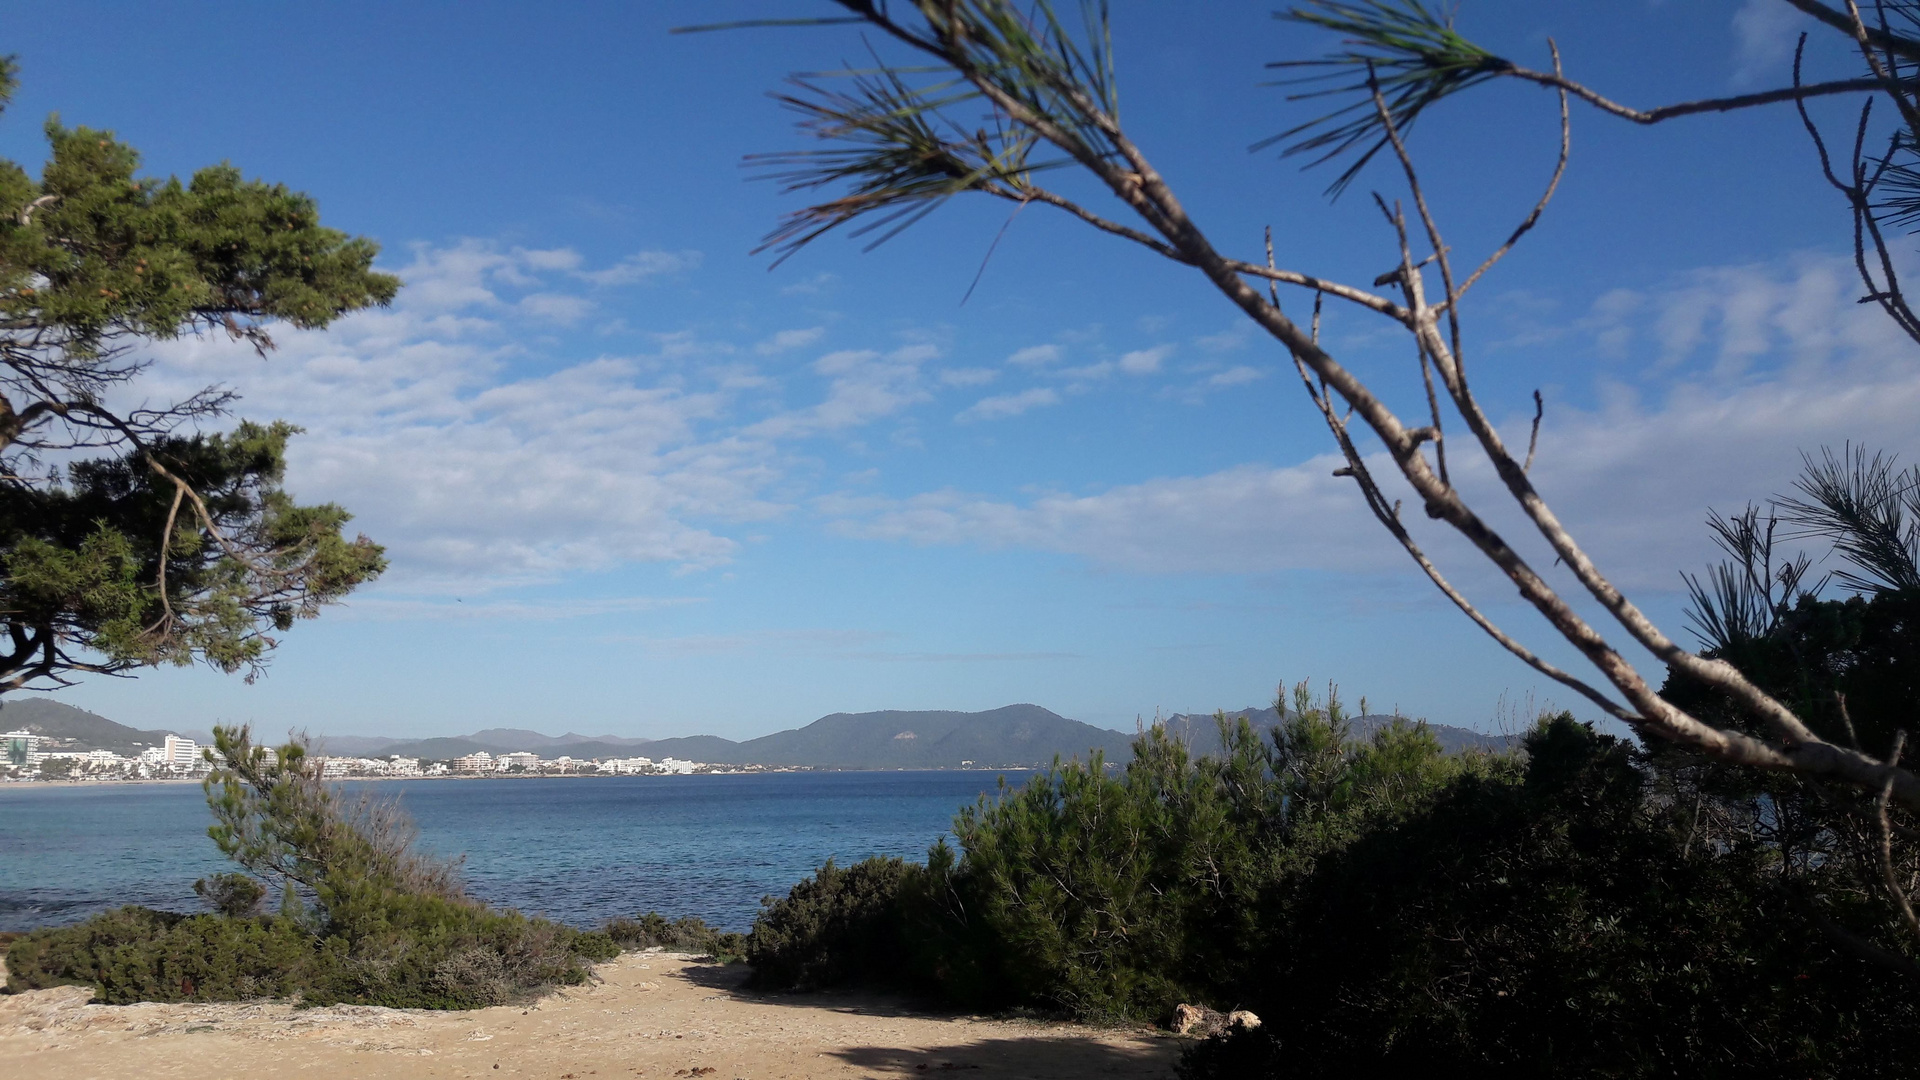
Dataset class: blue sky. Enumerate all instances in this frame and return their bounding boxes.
[3,2,1916,740]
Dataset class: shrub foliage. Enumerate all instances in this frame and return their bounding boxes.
[747,682,1920,1078]
[5,725,618,1007]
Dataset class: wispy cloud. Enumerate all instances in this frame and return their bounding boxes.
[573,249,699,286]
[1119,344,1174,375]
[1731,0,1804,86]
[940,367,999,387]
[1008,344,1062,366]
[830,254,1920,589]
[957,387,1060,421]
[1206,365,1264,387]
[133,241,931,593]
[756,326,827,354]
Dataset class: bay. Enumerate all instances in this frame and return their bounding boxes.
[0,771,1026,933]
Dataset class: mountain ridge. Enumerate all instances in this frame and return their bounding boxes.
[5,697,1511,771]
[341,704,1135,769]
[0,699,210,753]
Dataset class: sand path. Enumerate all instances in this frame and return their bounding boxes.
[0,951,1178,1080]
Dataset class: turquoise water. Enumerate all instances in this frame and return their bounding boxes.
[0,771,1025,932]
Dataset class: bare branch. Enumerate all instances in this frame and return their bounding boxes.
[1453,40,1572,303]
[1877,730,1920,938]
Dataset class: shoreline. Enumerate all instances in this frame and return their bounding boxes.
[0,766,1037,789]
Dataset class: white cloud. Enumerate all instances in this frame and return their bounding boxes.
[1207,365,1265,387]
[829,254,1920,591]
[746,343,935,439]
[1119,345,1173,375]
[779,272,839,297]
[517,293,595,323]
[940,367,999,387]
[127,241,932,596]
[756,326,827,354]
[1196,324,1253,352]
[515,247,584,273]
[956,387,1060,422]
[826,460,1381,573]
[1008,344,1062,366]
[344,595,706,622]
[1732,0,1804,86]
[574,249,699,286]
[1053,361,1114,381]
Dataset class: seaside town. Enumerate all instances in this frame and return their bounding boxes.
[1,728,726,782]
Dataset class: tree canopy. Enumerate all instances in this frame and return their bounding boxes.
[0,57,395,691]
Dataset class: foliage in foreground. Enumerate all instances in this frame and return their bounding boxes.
[4,726,619,1008]
[747,688,1920,1078]
[605,911,747,960]
[0,60,392,694]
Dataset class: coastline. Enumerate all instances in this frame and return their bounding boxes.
[0,766,1034,789]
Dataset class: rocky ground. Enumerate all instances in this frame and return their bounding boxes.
[0,951,1178,1080]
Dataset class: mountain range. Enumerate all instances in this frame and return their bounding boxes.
[0,698,209,753]
[320,704,1138,769]
[2,696,1510,771]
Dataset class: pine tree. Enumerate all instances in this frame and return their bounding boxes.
[0,57,396,692]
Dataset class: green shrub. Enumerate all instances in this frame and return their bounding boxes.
[746,856,918,990]
[1181,716,1920,1080]
[604,911,745,959]
[746,683,1475,1019]
[744,688,1920,1076]
[6,725,622,1009]
[194,872,266,917]
[4,896,618,1008]
[4,906,309,1002]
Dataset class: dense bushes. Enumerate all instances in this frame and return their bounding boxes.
[749,685,1480,1016]
[745,856,916,990]
[747,685,1920,1078]
[5,898,619,1008]
[4,907,310,1003]
[604,911,746,959]
[5,725,620,1008]
[1225,718,1916,1078]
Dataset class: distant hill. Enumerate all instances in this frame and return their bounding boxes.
[713,705,1133,768]
[344,705,1133,769]
[317,728,659,759]
[1160,706,1509,757]
[0,698,208,753]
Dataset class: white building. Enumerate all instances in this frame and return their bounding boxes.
[451,751,493,774]
[499,751,541,770]
[162,734,199,768]
[4,729,40,768]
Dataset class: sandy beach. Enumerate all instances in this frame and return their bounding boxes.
[0,951,1178,1080]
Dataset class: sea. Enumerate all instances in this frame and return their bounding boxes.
[0,771,1029,934]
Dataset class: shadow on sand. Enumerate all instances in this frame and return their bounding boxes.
[826,1034,1176,1078]
[675,961,1180,1078]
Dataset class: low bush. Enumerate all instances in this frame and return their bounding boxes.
[4,906,309,1003]
[746,856,917,991]
[604,911,746,959]
[5,892,619,1008]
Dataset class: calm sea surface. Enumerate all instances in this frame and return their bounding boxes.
[0,771,1028,933]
